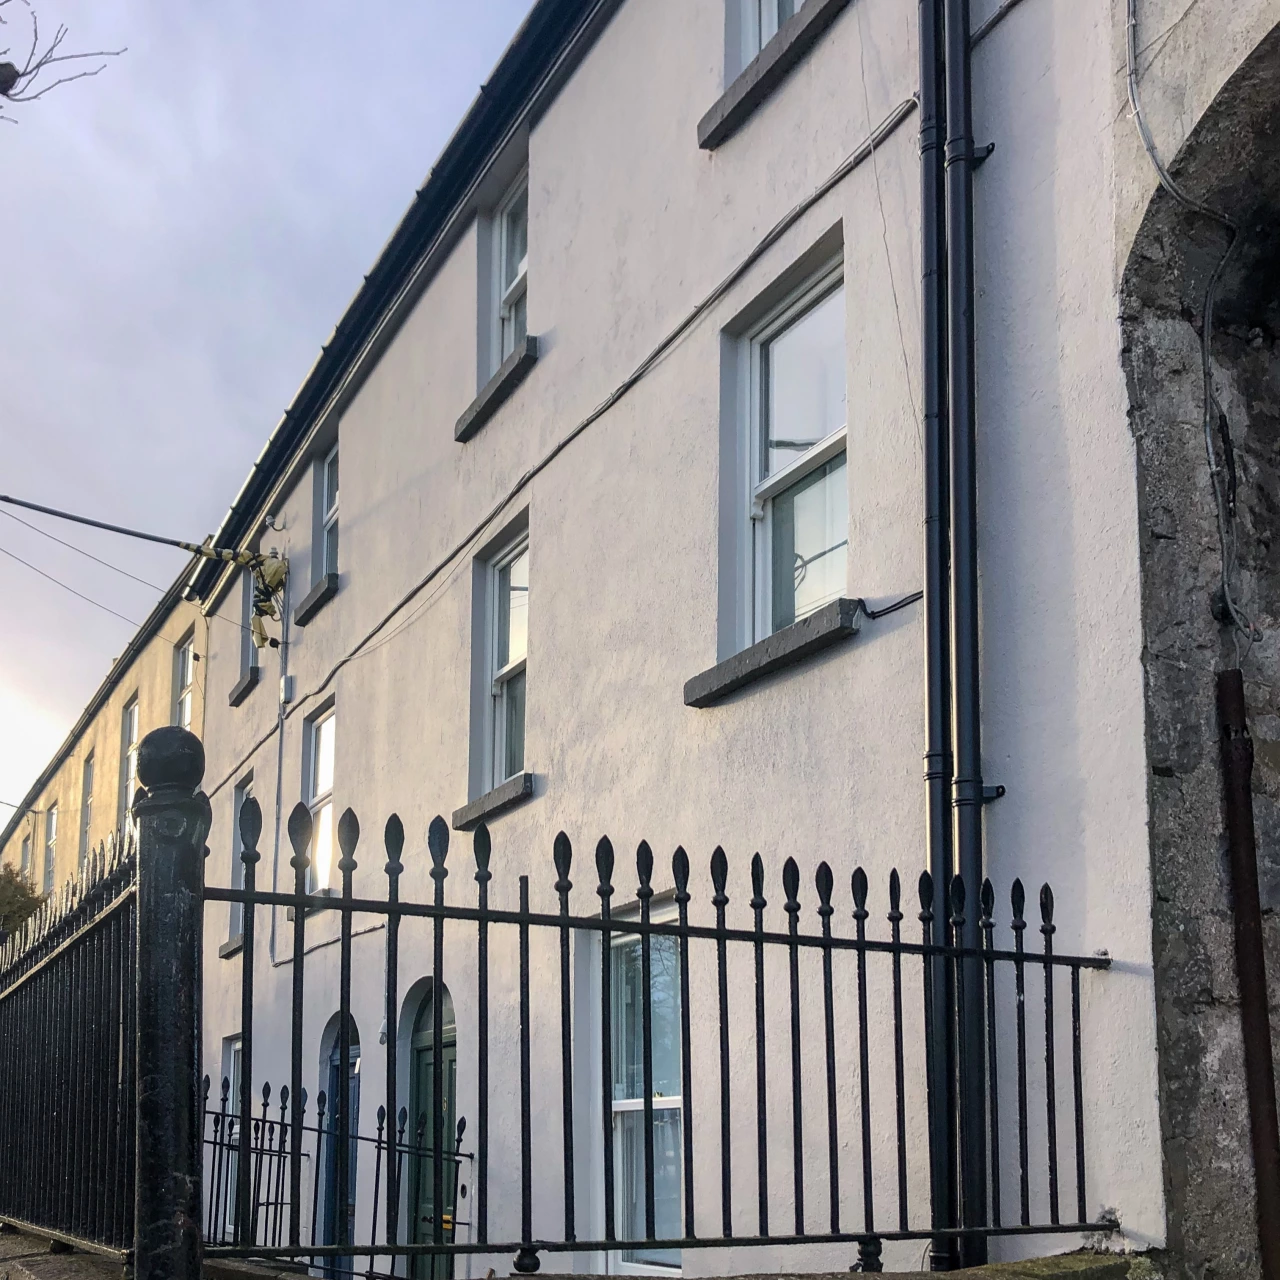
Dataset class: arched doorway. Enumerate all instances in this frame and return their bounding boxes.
[320,1015,360,1278]
[408,985,457,1280]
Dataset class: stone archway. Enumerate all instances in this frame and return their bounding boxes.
[1122,21,1280,1279]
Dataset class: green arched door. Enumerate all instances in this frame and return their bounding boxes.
[408,986,457,1280]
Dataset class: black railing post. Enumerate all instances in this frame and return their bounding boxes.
[133,726,210,1280]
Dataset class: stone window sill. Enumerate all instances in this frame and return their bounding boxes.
[452,771,535,831]
[218,934,244,960]
[294,573,338,627]
[287,887,336,922]
[456,336,539,443]
[683,597,861,707]
[697,0,854,151]
[228,666,260,708]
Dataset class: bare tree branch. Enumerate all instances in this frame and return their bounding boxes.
[0,0,123,123]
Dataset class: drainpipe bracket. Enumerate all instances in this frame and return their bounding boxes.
[982,784,1005,804]
[972,142,996,169]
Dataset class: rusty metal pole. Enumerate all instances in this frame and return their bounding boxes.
[1217,668,1280,1280]
[133,726,210,1280]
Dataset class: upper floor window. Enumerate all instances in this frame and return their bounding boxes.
[321,445,339,578]
[494,174,529,371]
[748,266,847,639]
[43,803,57,895]
[79,754,94,868]
[174,634,195,731]
[240,569,260,678]
[306,708,336,892]
[733,0,809,74]
[230,776,253,940]
[487,538,528,788]
[19,834,31,883]
[120,698,140,832]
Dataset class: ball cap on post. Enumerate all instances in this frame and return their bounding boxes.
[135,726,205,798]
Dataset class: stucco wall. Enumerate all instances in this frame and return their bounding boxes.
[0,596,204,896]
[193,0,1189,1269]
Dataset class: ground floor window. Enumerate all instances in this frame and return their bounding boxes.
[611,924,682,1268]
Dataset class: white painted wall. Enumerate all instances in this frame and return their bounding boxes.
[195,0,1280,1270]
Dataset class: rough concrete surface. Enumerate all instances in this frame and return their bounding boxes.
[1122,18,1280,1280]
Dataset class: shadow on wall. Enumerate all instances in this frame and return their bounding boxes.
[1121,19,1280,1280]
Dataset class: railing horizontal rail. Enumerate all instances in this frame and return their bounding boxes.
[202,886,1110,969]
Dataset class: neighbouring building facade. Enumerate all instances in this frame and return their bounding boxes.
[0,567,206,898]
[8,0,1280,1275]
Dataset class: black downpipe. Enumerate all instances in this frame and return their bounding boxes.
[919,0,958,1269]
[943,0,988,1266]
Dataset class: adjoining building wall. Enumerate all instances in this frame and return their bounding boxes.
[194,0,1179,1267]
[0,589,206,897]
[1120,19,1280,1279]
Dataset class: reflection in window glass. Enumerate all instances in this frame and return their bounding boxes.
[771,453,848,630]
[309,711,336,891]
[611,932,682,1266]
[493,545,529,784]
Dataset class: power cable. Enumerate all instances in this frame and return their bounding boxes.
[0,542,140,628]
[1125,0,1259,662]
[0,506,164,591]
[206,96,920,800]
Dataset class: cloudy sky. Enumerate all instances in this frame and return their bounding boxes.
[0,0,531,812]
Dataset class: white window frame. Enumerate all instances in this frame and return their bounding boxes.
[745,262,847,644]
[240,569,260,678]
[321,444,339,578]
[43,803,57,895]
[607,903,683,1275]
[19,833,31,883]
[120,698,140,835]
[485,535,529,790]
[305,707,336,893]
[79,753,94,868]
[735,0,805,74]
[493,171,529,371]
[174,633,196,731]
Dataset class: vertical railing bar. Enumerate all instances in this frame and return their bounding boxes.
[711,847,732,1239]
[750,853,769,1238]
[853,868,874,1236]
[473,826,492,1246]
[251,1090,270,1243]
[597,839,616,1244]
[981,880,1001,1229]
[336,810,361,1260]
[554,834,577,1243]
[236,806,260,1247]
[949,877,971,1250]
[1011,880,1030,1226]
[888,871,908,1233]
[518,875,534,1251]
[1071,964,1087,1225]
[638,842,657,1241]
[816,864,840,1234]
[428,816,450,1252]
[674,848,696,1241]
[783,859,804,1236]
[1041,885,1059,1226]
[311,1091,327,1261]
[287,804,312,1250]
[383,817,403,1250]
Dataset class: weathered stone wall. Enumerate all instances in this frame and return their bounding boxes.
[1122,22,1280,1278]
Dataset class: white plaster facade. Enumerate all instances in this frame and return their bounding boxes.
[189,0,1280,1271]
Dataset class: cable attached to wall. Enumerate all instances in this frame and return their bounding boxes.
[1126,0,1260,662]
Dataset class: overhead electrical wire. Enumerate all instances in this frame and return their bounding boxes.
[0,506,164,591]
[207,95,922,799]
[0,542,141,628]
[1125,0,1259,661]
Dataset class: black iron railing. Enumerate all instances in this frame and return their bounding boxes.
[0,837,137,1253]
[199,790,1116,1275]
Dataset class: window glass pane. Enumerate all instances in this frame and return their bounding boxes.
[763,285,846,477]
[615,1109,682,1266]
[611,934,682,1101]
[513,290,528,350]
[505,549,529,666]
[503,669,526,779]
[771,452,848,631]
[311,799,334,891]
[324,520,339,576]
[325,450,339,514]
[503,187,528,291]
[313,715,335,797]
